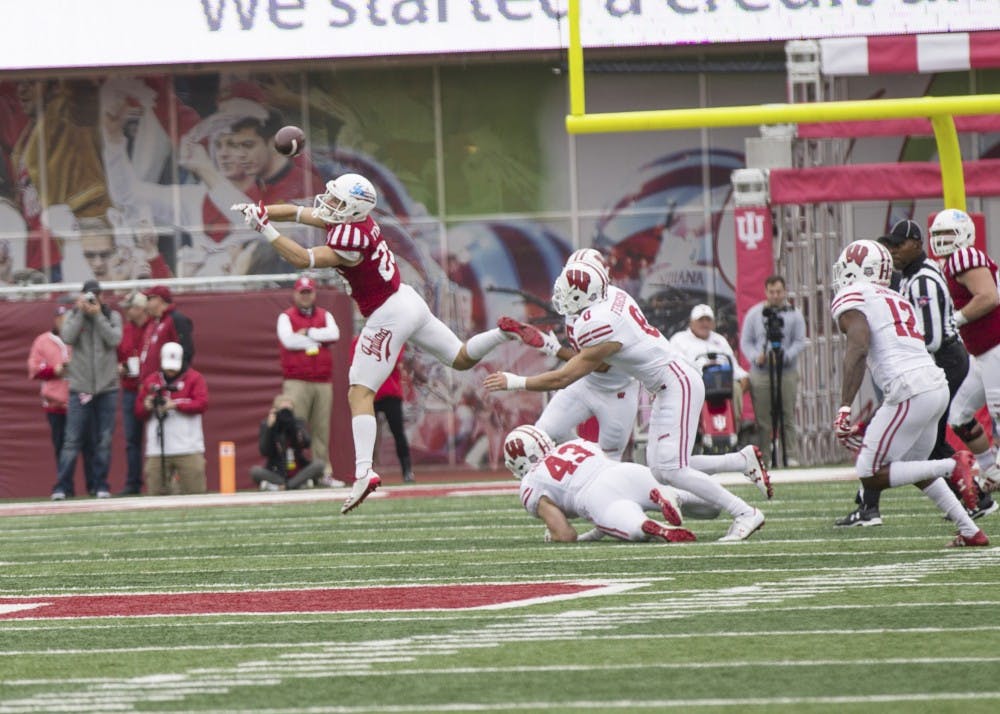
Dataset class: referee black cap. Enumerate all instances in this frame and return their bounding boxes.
[879,219,923,246]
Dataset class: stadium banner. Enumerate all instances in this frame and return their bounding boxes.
[1,1,998,71]
[733,205,773,340]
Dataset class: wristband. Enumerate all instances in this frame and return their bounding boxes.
[954,310,969,328]
[262,223,280,243]
[504,373,527,390]
[307,247,316,269]
[295,205,304,223]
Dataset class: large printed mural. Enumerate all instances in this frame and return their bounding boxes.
[0,65,784,471]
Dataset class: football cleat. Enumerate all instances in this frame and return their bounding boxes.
[740,444,773,499]
[648,488,683,526]
[341,471,381,514]
[970,492,998,520]
[497,316,546,349]
[718,508,765,541]
[834,506,883,528]
[949,451,980,512]
[641,519,696,543]
[946,530,990,547]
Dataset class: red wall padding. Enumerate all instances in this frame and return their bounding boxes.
[1,289,354,499]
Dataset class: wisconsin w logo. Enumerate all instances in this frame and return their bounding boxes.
[845,242,869,265]
[565,269,591,292]
[504,438,527,460]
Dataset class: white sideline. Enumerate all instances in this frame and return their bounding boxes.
[0,466,857,517]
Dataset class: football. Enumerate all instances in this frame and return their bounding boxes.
[274,125,306,157]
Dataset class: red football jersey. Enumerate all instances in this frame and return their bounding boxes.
[326,216,401,317]
[944,246,1000,356]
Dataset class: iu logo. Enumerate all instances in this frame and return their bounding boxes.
[736,212,765,250]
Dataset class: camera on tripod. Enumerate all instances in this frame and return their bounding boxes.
[762,306,785,348]
[152,383,179,410]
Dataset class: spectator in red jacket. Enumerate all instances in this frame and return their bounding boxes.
[27,300,95,491]
[277,275,340,484]
[351,337,414,484]
[136,341,208,495]
[138,284,195,383]
[116,290,150,495]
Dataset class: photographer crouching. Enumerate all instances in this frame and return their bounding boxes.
[251,395,325,490]
[739,275,807,468]
[135,341,209,495]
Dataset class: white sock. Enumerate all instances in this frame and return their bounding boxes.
[921,478,978,536]
[691,453,746,474]
[662,467,751,518]
[887,459,954,488]
[352,414,377,478]
[465,328,508,360]
[974,447,996,473]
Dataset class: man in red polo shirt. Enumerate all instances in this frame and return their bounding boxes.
[278,276,342,485]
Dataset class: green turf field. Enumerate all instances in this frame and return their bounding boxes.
[2,481,998,713]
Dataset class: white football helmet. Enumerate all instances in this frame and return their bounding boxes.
[313,173,377,224]
[832,239,893,293]
[566,248,609,278]
[929,208,975,257]
[551,262,609,316]
[503,425,555,479]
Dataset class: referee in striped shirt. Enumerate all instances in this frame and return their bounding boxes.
[835,219,996,526]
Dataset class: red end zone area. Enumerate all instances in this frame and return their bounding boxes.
[0,582,619,620]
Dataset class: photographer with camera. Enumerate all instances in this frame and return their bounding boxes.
[250,395,325,491]
[739,275,806,468]
[135,341,208,495]
[50,280,122,500]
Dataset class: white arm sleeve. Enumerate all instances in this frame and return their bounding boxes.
[306,311,340,343]
[277,313,320,351]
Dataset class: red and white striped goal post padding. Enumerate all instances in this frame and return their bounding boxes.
[819,31,1000,76]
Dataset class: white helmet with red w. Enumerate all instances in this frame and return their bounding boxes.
[313,173,377,224]
[929,208,976,257]
[566,248,609,278]
[832,239,893,293]
[552,262,609,316]
[503,425,555,479]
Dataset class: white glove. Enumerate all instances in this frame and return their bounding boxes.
[539,330,562,358]
[236,201,280,242]
[576,528,605,542]
[979,464,1000,493]
[833,405,861,451]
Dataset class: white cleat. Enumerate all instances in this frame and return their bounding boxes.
[340,471,381,514]
[740,445,773,500]
[718,508,765,542]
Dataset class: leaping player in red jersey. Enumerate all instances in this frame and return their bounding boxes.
[233,174,546,514]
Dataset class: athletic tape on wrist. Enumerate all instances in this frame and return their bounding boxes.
[505,373,527,390]
[954,310,969,328]
[307,248,316,269]
[295,205,304,223]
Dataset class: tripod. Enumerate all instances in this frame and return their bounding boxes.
[154,406,168,494]
[767,344,787,469]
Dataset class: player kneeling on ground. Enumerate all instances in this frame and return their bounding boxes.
[504,425,751,543]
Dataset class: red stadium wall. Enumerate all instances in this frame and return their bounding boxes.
[0,289,355,499]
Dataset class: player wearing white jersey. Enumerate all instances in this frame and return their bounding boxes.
[235,174,534,514]
[487,261,767,541]
[503,426,698,542]
[830,240,988,547]
[502,250,772,500]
